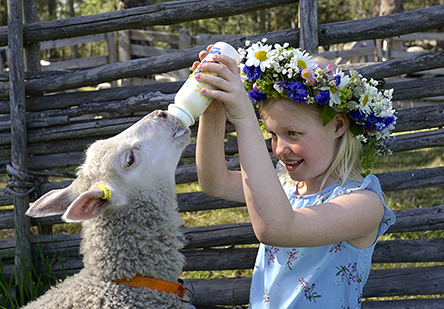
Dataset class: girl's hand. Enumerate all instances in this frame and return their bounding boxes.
[192,46,225,120]
[193,46,256,126]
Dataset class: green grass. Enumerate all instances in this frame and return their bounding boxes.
[0,232,68,308]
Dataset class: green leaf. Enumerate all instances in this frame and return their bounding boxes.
[321,105,337,126]
[349,120,363,137]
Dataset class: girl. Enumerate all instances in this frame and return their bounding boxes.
[193,40,396,308]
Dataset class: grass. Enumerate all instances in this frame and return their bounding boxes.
[0,232,68,308]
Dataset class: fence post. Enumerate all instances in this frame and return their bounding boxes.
[106,32,118,87]
[23,0,40,72]
[118,30,131,86]
[178,28,191,80]
[7,0,32,297]
[299,0,318,55]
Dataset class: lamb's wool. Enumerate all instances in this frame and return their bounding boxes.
[24,269,185,308]
[22,111,190,309]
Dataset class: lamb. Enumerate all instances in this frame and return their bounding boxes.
[23,110,191,309]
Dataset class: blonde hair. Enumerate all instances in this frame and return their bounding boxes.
[259,99,364,193]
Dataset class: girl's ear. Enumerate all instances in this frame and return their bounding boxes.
[333,113,348,139]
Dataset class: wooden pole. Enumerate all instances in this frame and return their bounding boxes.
[299,0,318,55]
[178,28,191,80]
[22,0,40,72]
[7,0,32,294]
[118,30,131,86]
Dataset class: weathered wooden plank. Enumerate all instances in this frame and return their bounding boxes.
[393,32,444,41]
[130,44,175,58]
[373,239,444,263]
[130,29,179,45]
[356,49,444,80]
[0,116,142,146]
[364,266,444,298]
[377,167,444,192]
[41,55,108,71]
[0,136,99,158]
[0,0,297,46]
[386,128,444,152]
[384,76,444,101]
[362,298,444,309]
[317,5,444,46]
[22,82,181,113]
[182,223,257,249]
[386,205,444,233]
[192,33,243,46]
[391,104,444,133]
[0,115,69,132]
[40,33,106,50]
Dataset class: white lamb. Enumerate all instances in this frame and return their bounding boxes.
[23,110,191,309]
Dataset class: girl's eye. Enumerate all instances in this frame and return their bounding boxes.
[126,152,135,167]
[289,131,299,136]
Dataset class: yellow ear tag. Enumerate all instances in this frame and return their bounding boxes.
[97,184,112,200]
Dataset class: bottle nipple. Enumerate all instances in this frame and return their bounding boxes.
[167,104,195,127]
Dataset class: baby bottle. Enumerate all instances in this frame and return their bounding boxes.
[167,42,240,127]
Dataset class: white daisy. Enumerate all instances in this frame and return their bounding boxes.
[290,49,318,71]
[245,42,272,72]
[329,69,351,106]
[356,134,367,143]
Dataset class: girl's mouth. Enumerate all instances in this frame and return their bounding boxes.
[285,160,303,172]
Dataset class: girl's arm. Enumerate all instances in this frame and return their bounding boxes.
[196,100,245,203]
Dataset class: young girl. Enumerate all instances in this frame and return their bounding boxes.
[193,39,396,308]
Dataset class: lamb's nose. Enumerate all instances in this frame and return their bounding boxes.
[157,110,168,118]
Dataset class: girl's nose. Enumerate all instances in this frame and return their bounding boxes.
[274,137,291,156]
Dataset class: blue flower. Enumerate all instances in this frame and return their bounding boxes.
[248,89,267,103]
[286,81,308,103]
[315,91,330,105]
[334,75,341,86]
[384,115,396,126]
[243,65,262,80]
[349,110,366,124]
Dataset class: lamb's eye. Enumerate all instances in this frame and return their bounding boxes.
[126,152,135,167]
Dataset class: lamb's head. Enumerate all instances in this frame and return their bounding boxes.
[26,110,190,222]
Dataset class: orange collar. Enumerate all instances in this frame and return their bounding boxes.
[113,276,190,300]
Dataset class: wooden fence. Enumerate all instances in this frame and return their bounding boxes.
[0,0,444,307]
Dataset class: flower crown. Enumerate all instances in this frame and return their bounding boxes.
[238,39,397,170]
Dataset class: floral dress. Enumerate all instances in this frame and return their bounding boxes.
[248,162,395,309]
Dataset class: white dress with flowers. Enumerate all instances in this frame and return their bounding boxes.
[248,162,395,309]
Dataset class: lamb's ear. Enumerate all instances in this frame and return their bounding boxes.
[26,187,76,218]
[62,187,112,223]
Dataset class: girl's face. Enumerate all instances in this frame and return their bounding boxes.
[262,99,346,194]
